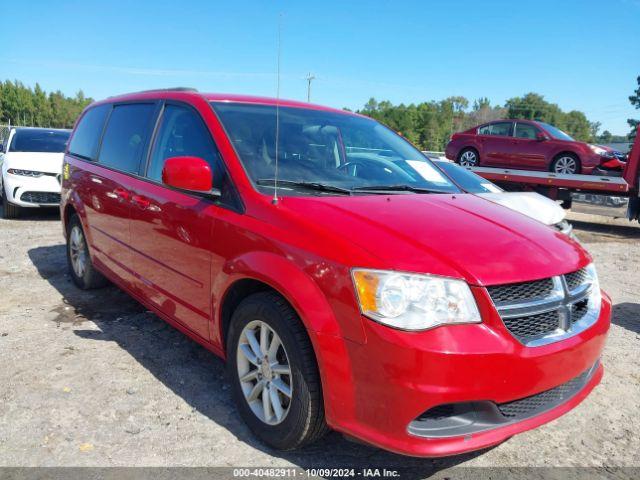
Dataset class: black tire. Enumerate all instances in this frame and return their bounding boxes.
[227,291,329,450]
[2,185,21,219]
[550,154,581,175]
[457,148,480,167]
[66,214,108,289]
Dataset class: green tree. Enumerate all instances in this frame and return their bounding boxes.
[599,130,613,143]
[628,76,639,140]
[0,80,92,128]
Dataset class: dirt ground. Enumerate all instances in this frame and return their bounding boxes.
[0,207,638,475]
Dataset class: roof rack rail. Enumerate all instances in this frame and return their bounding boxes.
[109,87,199,97]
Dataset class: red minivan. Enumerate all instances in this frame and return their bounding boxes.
[61,89,610,457]
[445,119,623,174]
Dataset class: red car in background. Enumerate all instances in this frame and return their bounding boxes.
[445,119,626,175]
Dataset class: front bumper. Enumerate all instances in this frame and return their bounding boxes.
[3,172,61,207]
[321,288,610,457]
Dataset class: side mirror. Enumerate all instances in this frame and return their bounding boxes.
[162,156,217,195]
[536,132,549,141]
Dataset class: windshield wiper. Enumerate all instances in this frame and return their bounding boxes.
[256,179,352,195]
[351,184,452,194]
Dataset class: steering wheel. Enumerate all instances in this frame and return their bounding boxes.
[336,161,367,177]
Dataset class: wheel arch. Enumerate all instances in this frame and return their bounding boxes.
[215,252,361,427]
[552,150,581,163]
[216,252,357,351]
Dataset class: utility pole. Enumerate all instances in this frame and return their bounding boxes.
[305,72,315,102]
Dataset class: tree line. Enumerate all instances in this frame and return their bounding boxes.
[357,92,629,152]
[0,80,93,129]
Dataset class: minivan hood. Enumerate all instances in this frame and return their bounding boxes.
[475,192,565,226]
[3,152,64,174]
[279,193,588,286]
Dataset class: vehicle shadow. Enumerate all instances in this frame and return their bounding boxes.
[570,219,640,243]
[28,244,491,476]
[612,302,640,335]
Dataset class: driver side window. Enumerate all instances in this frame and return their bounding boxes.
[147,104,218,182]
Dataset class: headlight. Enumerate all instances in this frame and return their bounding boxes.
[588,145,613,158]
[585,263,601,308]
[351,269,481,330]
[7,168,45,177]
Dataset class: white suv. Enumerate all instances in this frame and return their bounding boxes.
[0,127,70,218]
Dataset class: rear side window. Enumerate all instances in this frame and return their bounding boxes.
[98,104,156,174]
[478,122,512,136]
[68,105,110,160]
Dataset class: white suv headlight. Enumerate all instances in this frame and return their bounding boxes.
[351,269,481,330]
[7,168,45,177]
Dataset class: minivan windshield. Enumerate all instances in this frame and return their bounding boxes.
[9,129,70,153]
[539,122,574,142]
[211,103,459,196]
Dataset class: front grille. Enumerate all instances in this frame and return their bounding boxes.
[571,299,589,324]
[487,269,597,346]
[498,365,594,418]
[20,191,61,204]
[565,268,588,291]
[503,310,560,340]
[487,278,554,304]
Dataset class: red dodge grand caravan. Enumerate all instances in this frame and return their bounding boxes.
[61,89,610,457]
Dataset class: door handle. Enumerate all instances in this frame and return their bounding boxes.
[113,187,130,202]
[131,194,151,210]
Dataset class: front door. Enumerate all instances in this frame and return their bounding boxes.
[510,122,547,170]
[128,103,220,339]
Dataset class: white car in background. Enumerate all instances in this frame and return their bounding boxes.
[0,127,71,218]
[433,159,573,236]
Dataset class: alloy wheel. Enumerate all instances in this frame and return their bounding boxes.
[553,156,577,174]
[459,150,478,166]
[236,320,292,425]
[69,225,87,278]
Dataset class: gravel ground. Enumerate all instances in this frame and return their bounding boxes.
[0,207,638,475]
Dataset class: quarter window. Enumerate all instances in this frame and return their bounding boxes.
[147,104,218,182]
[478,122,512,136]
[514,123,539,140]
[68,105,110,160]
[98,104,156,174]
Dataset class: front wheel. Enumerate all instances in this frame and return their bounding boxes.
[551,154,580,174]
[227,291,328,450]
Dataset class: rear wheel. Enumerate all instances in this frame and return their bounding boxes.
[227,291,329,450]
[2,185,21,219]
[551,154,580,174]
[66,214,108,289]
[457,148,479,167]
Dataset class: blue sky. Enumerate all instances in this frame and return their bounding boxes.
[2,0,638,134]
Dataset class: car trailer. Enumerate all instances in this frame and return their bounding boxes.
[461,127,640,223]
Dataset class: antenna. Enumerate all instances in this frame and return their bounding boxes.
[272,14,283,205]
[306,72,315,102]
